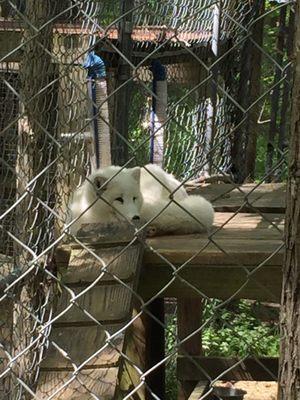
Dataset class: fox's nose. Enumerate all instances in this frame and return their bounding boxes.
[132,215,140,221]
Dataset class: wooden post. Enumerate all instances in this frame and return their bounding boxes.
[278,2,300,399]
[112,0,134,165]
[144,299,165,400]
[177,298,203,400]
[116,302,147,400]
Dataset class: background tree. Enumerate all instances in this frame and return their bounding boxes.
[278,1,300,399]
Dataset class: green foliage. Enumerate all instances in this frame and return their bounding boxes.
[165,313,178,399]
[202,300,279,357]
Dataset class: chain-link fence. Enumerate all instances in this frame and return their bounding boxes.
[0,0,297,399]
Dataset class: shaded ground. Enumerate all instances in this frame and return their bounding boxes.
[220,381,277,400]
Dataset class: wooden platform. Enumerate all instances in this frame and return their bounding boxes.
[140,211,284,302]
[144,183,285,399]
[186,182,286,213]
[53,183,285,398]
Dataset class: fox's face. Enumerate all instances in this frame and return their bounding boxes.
[90,166,143,223]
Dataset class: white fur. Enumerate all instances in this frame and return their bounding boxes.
[67,164,214,236]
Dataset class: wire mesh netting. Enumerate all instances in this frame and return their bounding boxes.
[0,0,297,399]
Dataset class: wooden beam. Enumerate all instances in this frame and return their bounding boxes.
[177,298,204,400]
[144,299,165,400]
[177,356,278,381]
[139,263,282,302]
[144,236,283,266]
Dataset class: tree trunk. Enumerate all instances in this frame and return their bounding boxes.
[232,0,264,183]
[276,8,295,182]
[244,0,265,180]
[278,3,300,399]
[12,1,57,398]
[265,6,287,182]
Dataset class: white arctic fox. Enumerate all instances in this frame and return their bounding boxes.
[67,164,214,236]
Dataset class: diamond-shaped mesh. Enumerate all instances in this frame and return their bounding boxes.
[0,0,296,399]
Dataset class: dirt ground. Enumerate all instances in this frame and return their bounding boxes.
[219,381,278,400]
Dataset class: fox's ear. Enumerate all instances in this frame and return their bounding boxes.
[131,167,141,183]
[93,175,107,192]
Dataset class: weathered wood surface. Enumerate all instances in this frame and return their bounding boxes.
[37,368,119,400]
[145,212,284,266]
[177,298,204,400]
[57,213,284,302]
[187,183,286,213]
[39,222,145,399]
[73,222,142,245]
[41,325,124,369]
[143,299,165,400]
[54,283,133,324]
[177,356,278,381]
[115,305,146,400]
[139,263,282,302]
[187,381,209,400]
[61,244,140,283]
[139,212,283,301]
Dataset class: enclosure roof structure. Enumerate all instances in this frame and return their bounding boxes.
[0,19,212,45]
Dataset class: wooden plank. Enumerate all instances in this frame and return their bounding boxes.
[41,222,145,398]
[186,183,286,213]
[213,212,284,229]
[54,283,133,324]
[36,368,119,399]
[144,236,284,267]
[139,264,282,302]
[41,325,124,369]
[61,243,141,283]
[177,356,278,381]
[188,381,209,400]
[57,212,285,273]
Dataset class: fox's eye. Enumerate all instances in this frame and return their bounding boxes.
[115,197,124,204]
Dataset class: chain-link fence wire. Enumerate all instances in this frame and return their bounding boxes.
[0,0,295,398]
